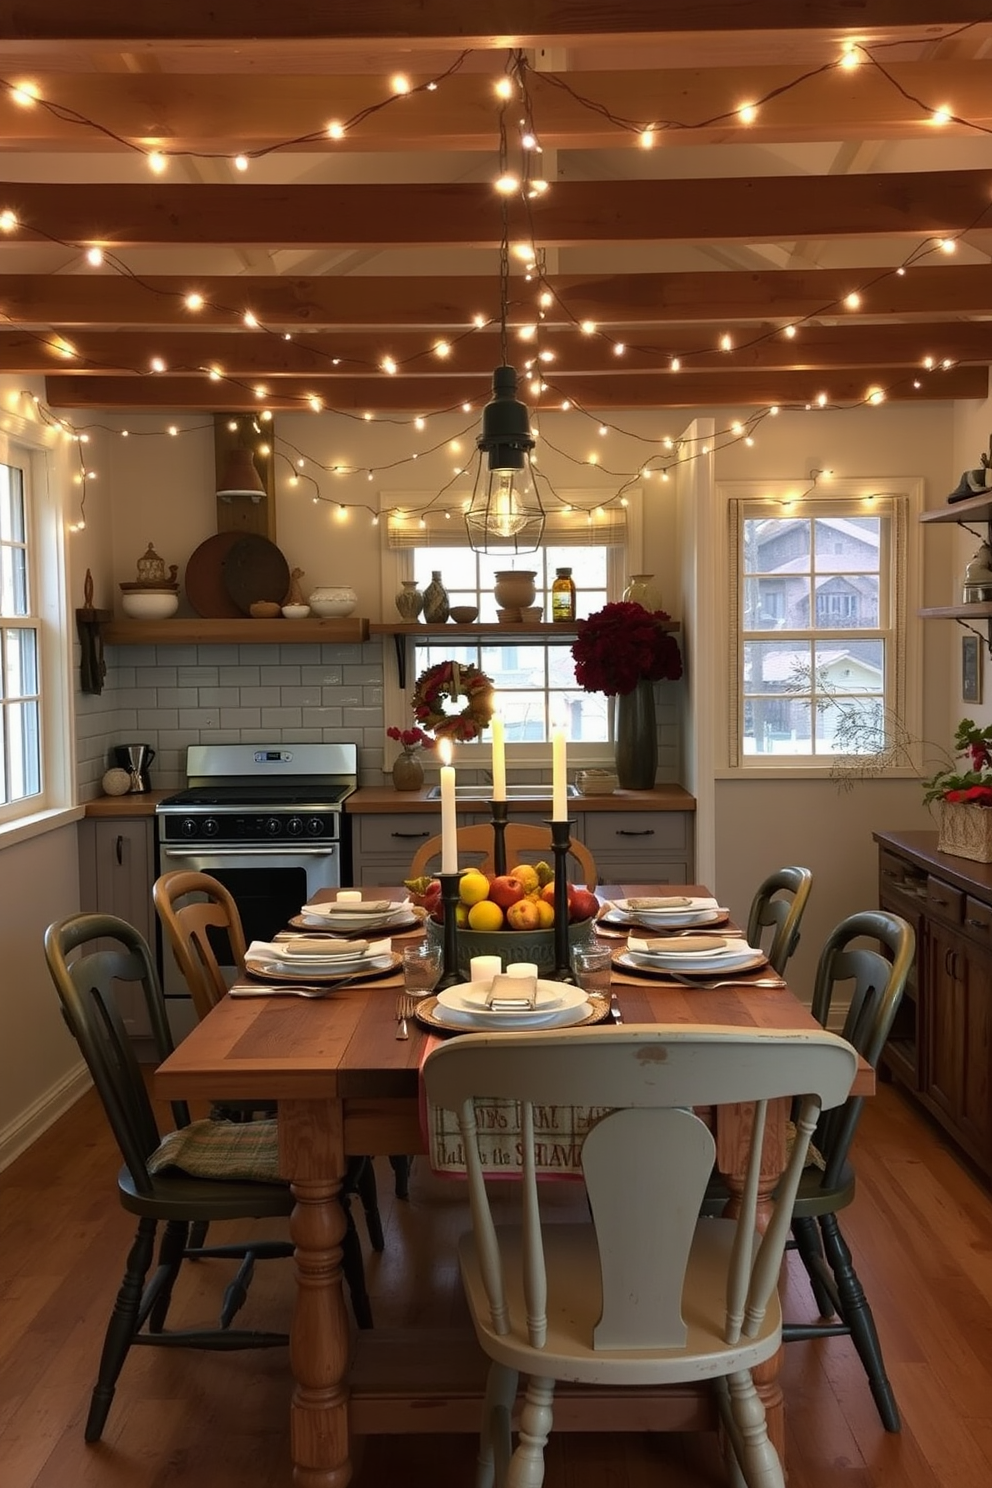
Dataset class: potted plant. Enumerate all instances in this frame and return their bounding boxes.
[923,718,992,863]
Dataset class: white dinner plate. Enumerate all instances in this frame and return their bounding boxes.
[600,906,729,930]
[243,951,400,984]
[438,980,579,1019]
[428,994,593,1032]
[615,946,767,978]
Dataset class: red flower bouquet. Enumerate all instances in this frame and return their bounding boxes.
[922,718,992,805]
[386,725,434,750]
[571,601,682,696]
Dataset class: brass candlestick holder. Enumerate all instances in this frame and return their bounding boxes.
[489,799,508,877]
[547,818,577,983]
[436,871,464,989]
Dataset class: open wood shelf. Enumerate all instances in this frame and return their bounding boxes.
[102,617,369,645]
[920,492,992,525]
[919,603,992,619]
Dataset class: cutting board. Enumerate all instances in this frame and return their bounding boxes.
[222,534,291,615]
[184,532,244,618]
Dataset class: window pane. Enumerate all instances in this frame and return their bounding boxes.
[815,696,884,754]
[813,641,883,695]
[743,639,813,695]
[813,516,880,574]
[743,697,812,755]
[6,698,40,799]
[5,626,38,698]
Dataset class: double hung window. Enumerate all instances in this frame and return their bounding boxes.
[0,460,41,811]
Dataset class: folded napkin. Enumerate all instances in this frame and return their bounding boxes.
[486,973,539,1010]
[629,934,751,958]
[626,896,692,910]
[248,937,390,962]
[304,898,396,915]
[281,936,368,957]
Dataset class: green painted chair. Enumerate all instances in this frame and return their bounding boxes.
[746,865,813,976]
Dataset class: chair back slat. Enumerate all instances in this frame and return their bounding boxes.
[424,1026,857,1360]
[153,870,248,1020]
[746,866,812,976]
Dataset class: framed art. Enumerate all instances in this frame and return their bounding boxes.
[962,633,982,704]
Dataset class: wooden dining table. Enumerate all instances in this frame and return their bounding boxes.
[154,884,873,1487]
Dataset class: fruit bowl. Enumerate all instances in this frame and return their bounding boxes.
[425,916,594,980]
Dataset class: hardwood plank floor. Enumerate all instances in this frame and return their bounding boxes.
[1,1079,990,1487]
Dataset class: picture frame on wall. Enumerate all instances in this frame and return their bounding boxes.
[962,633,982,704]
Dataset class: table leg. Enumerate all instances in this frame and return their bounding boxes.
[280,1100,353,1488]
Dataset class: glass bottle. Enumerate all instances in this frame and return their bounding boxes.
[551,567,576,622]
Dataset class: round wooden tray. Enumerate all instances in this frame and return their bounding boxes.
[222,534,290,615]
[184,531,245,618]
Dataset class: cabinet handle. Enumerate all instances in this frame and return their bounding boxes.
[932,896,949,907]
[116,834,123,865]
[390,830,430,839]
[945,948,953,976]
[616,829,656,837]
[966,917,989,931]
[882,869,900,879]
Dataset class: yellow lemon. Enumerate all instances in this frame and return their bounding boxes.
[468,899,504,932]
[459,869,491,907]
[513,864,539,895]
[534,899,554,928]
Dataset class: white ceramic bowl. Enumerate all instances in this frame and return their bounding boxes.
[308,586,357,618]
[120,590,179,620]
[281,604,311,619]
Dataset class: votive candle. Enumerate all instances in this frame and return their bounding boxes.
[551,727,567,821]
[336,890,363,904]
[438,737,458,874]
[491,712,506,802]
[506,962,539,979]
[470,955,502,986]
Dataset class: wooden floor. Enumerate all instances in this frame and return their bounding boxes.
[2,1078,991,1487]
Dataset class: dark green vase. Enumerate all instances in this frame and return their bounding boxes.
[614,678,657,790]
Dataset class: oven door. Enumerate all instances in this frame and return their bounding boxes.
[156,841,340,1037]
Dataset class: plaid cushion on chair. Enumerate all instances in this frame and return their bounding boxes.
[147,1118,281,1182]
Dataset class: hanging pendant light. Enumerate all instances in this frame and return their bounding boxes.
[465,364,545,553]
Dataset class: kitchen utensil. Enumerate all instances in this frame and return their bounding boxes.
[395,990,421,1038]
[229,976,366,998]
[609,993,623,1023]
[667,975,787,990]
[113,743,155,793]
[223,534,291,616]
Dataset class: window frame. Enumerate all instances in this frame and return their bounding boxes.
[718,476,923,780]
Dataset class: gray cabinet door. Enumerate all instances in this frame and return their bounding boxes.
[582,812,693,884]
[77,818,155,1037]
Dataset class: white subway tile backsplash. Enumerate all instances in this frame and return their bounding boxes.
[260,708,304,728]
[260,664,300,686]
[217,707,262,729]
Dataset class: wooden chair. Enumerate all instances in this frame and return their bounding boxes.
[783,909,915,1432]
[408,822,598,888]
[422,1024,857,1488]
[153,869,382,1315]
[746,865,813,976]
[43,912,292,1443]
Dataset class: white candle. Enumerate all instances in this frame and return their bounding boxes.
[552,727,568,821]
[438,737,458,874]
[336,890,363,904]
[470,955,502,987]
[506,962,539,979]
[491,712,506,802]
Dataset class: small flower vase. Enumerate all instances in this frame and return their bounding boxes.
[395,580,424,621]
[623,573,661,611]
[392,748,424,792]
[422,571,449,623]
[614,677,657,790]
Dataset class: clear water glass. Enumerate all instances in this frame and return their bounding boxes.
[402,943,443,999]
[572,945,613,998]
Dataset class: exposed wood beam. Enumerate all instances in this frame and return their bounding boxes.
[3,172,991,247]
[3,265,990,327]
[4,65,992,152]
[42,366,985,410]
[9,321,991,375]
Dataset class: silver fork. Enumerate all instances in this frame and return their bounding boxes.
[668,975,786,991]
[395,990,421,1039]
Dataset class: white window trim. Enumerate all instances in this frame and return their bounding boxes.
[378,489,644,770]
[0,414,74,834]
[714,475,923,780]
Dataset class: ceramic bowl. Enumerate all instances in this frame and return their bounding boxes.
[520,606,544,622]
[120,589,179,620]
[249,600,282,619]
[309,586,357,618]
[281,604,311,619]
[449,605,479,624]
[497,607,522,623]
[425,916,594,980]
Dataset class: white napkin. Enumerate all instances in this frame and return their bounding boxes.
[628,935,751,958]
[485,973,539,1010]
[301,899,409,920]
[624,895,721,913]
[248,937,391,962]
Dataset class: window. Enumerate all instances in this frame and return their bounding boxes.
[0,461,41,808]
[727,487,914,769]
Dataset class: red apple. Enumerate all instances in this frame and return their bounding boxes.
[506,897,541,930]
[489,874,527,909]
[569,888,600,923]
[540,882,556,906]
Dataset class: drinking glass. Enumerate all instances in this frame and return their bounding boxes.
[572,945,613,998]
[402,943,444,999]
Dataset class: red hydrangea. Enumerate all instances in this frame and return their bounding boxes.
[386,725,434,749]
[944,784,992,806]
[571,601,682,697]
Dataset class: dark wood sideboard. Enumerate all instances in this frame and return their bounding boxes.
[874,830,992,1179]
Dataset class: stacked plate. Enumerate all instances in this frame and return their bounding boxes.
[601,895,729,931]
[297,898,417,934]
[244,936,396,982]
[615,934,766,979]
[430,981,593,1030]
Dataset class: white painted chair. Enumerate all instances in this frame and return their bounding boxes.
[422,1025,857,1488]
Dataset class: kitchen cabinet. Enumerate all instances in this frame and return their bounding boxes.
[350,810,442,885]
[875,830,992,1178]
[77,815,156,1038]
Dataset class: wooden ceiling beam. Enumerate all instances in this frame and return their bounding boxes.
[2,266,990,327]
[3,171,991,247]
[4,64,992,151]
[42,366,985,411]
[8,321,991,375]
[3,3,987,47]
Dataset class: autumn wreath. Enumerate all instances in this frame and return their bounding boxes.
[412,660,494,742]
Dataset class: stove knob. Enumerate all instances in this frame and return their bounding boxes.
[264,816,282,837]
[202,817,220,838]
[305,816,326,838]
[285,816,304,837]
[179,817,199,838]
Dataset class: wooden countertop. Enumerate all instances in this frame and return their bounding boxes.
[83,790,173,817]
[874,828,992,898]
[346,784,696,814]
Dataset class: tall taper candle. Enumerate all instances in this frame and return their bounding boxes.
[552,727,567,821]
[491,712,506,802]
[438,737,458,874]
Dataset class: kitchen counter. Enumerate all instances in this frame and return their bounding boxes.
[345,785,696,814]
[83,791,173,817]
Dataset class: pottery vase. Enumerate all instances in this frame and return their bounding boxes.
[392,748,425,792]
[493,570,537,610]
[614,677,657,790]
[422,571,450,623]
[395,579,424,621]
[623,573,662,611]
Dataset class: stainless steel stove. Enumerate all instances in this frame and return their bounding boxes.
[156,743,358,1033]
